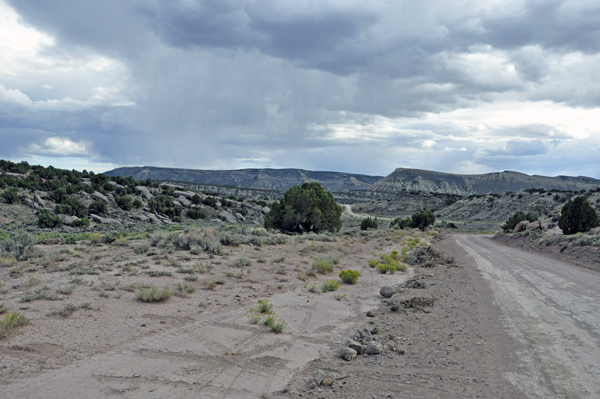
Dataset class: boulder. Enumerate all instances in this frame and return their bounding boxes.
[173,190,197,200]
[380,286,395,298]
[132,214,149,222]
[177,196,192,207]
[59,215,79,225]
[389,293,405,311]
[89,214,121,225]
[358,328,373,342]
[365,341,383,355]
[526,221,542,230]
[261,206,270,215]
[513,221,528,233]
[241,202,261,211]
[135,186,154,201]
[219,211,238,224]
[340,347,357,361]
[235,213,246,222]
[91,192,109,203]
[344,339,365,354]
[33,195,45,205]
[313,370,326,386]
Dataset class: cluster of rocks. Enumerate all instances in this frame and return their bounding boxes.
[340,328,384,362]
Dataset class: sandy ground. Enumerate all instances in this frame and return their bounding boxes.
[3,232,597,398]
[0,229,422,398]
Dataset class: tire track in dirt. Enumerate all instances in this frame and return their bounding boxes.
[456,235,600,398]
[2,266,410,398]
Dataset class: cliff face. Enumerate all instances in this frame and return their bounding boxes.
[372,168,600,195]
[105,167,383,192]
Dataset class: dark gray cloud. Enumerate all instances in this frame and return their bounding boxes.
[1,0,600,178]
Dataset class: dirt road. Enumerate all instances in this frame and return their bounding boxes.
[455,235,600,398]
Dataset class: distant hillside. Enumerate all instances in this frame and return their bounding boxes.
[105,167,383,192]
[372,168,600,195]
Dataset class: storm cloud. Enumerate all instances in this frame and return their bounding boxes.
[1,0,599,177]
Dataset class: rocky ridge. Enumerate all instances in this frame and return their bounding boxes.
[372,168,600,195]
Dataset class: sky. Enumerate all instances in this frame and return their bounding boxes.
[1,0,599,178]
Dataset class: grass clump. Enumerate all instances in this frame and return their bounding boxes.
[49,303,79,318]
[377,262,397,274]
[147,270,172,277]
[230,257,252,268]
[321,280,340,292]
[367,260,379,268]
[56,286,75,295]
[0,302,9,314]
[257,298,273,313]
[334,293,347,301]
[136,287,173,302]
[266,311,287,333]
[307,283,320,293]
[312,257,339,274]
[339,270,360,284]
[176,283,195,297]
[0,312,29,339]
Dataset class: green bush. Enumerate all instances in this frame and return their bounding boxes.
[391,210,435,231]
[0,232,35,260]
[136,287,173,302]
[558,196,600,235]
[501,211,538,231]
[71,217,90,227]
[339,269,360,284]
[360,217,379,230]
[321,280,340,292]
[187,206,206,220]
[2,187,19,204]
[133,199,143,208]
[312,257,338,274]
[38,210,63,228]
[410,210,436,231]
[115,195,133,211]
[264,182,342,234]
[0,312,29,339]
[377,262,397,274]
[89,200,107,215]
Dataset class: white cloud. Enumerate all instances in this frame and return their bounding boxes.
[27,137,94,157]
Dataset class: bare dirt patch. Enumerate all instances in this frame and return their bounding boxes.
[0,228,432,398]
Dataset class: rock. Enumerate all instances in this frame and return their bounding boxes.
[261,206,270,215]
[526,221,542,230]
[235,213,246,222]
[59,215,79,225]
[313,370,326,386]
[91,192,109,203]
[177,196,192,207]
[340,347,357,361]
[132,214,149,222]
[135,186,154,201]
[380,286,395,298]
[359,328,373,342]
[108,181,123,189]
[366,310,377,317]
[307,381,317,389]
[365,341,383,355]
[144,213,160,224]
[344,339,365,354]
[389,293,405,311]
[241,202,261,211]
[219,211,238,224]
[513,221,528,233]
[173,190,196,200]
[33,195,45,205]
[89,214,121,225]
